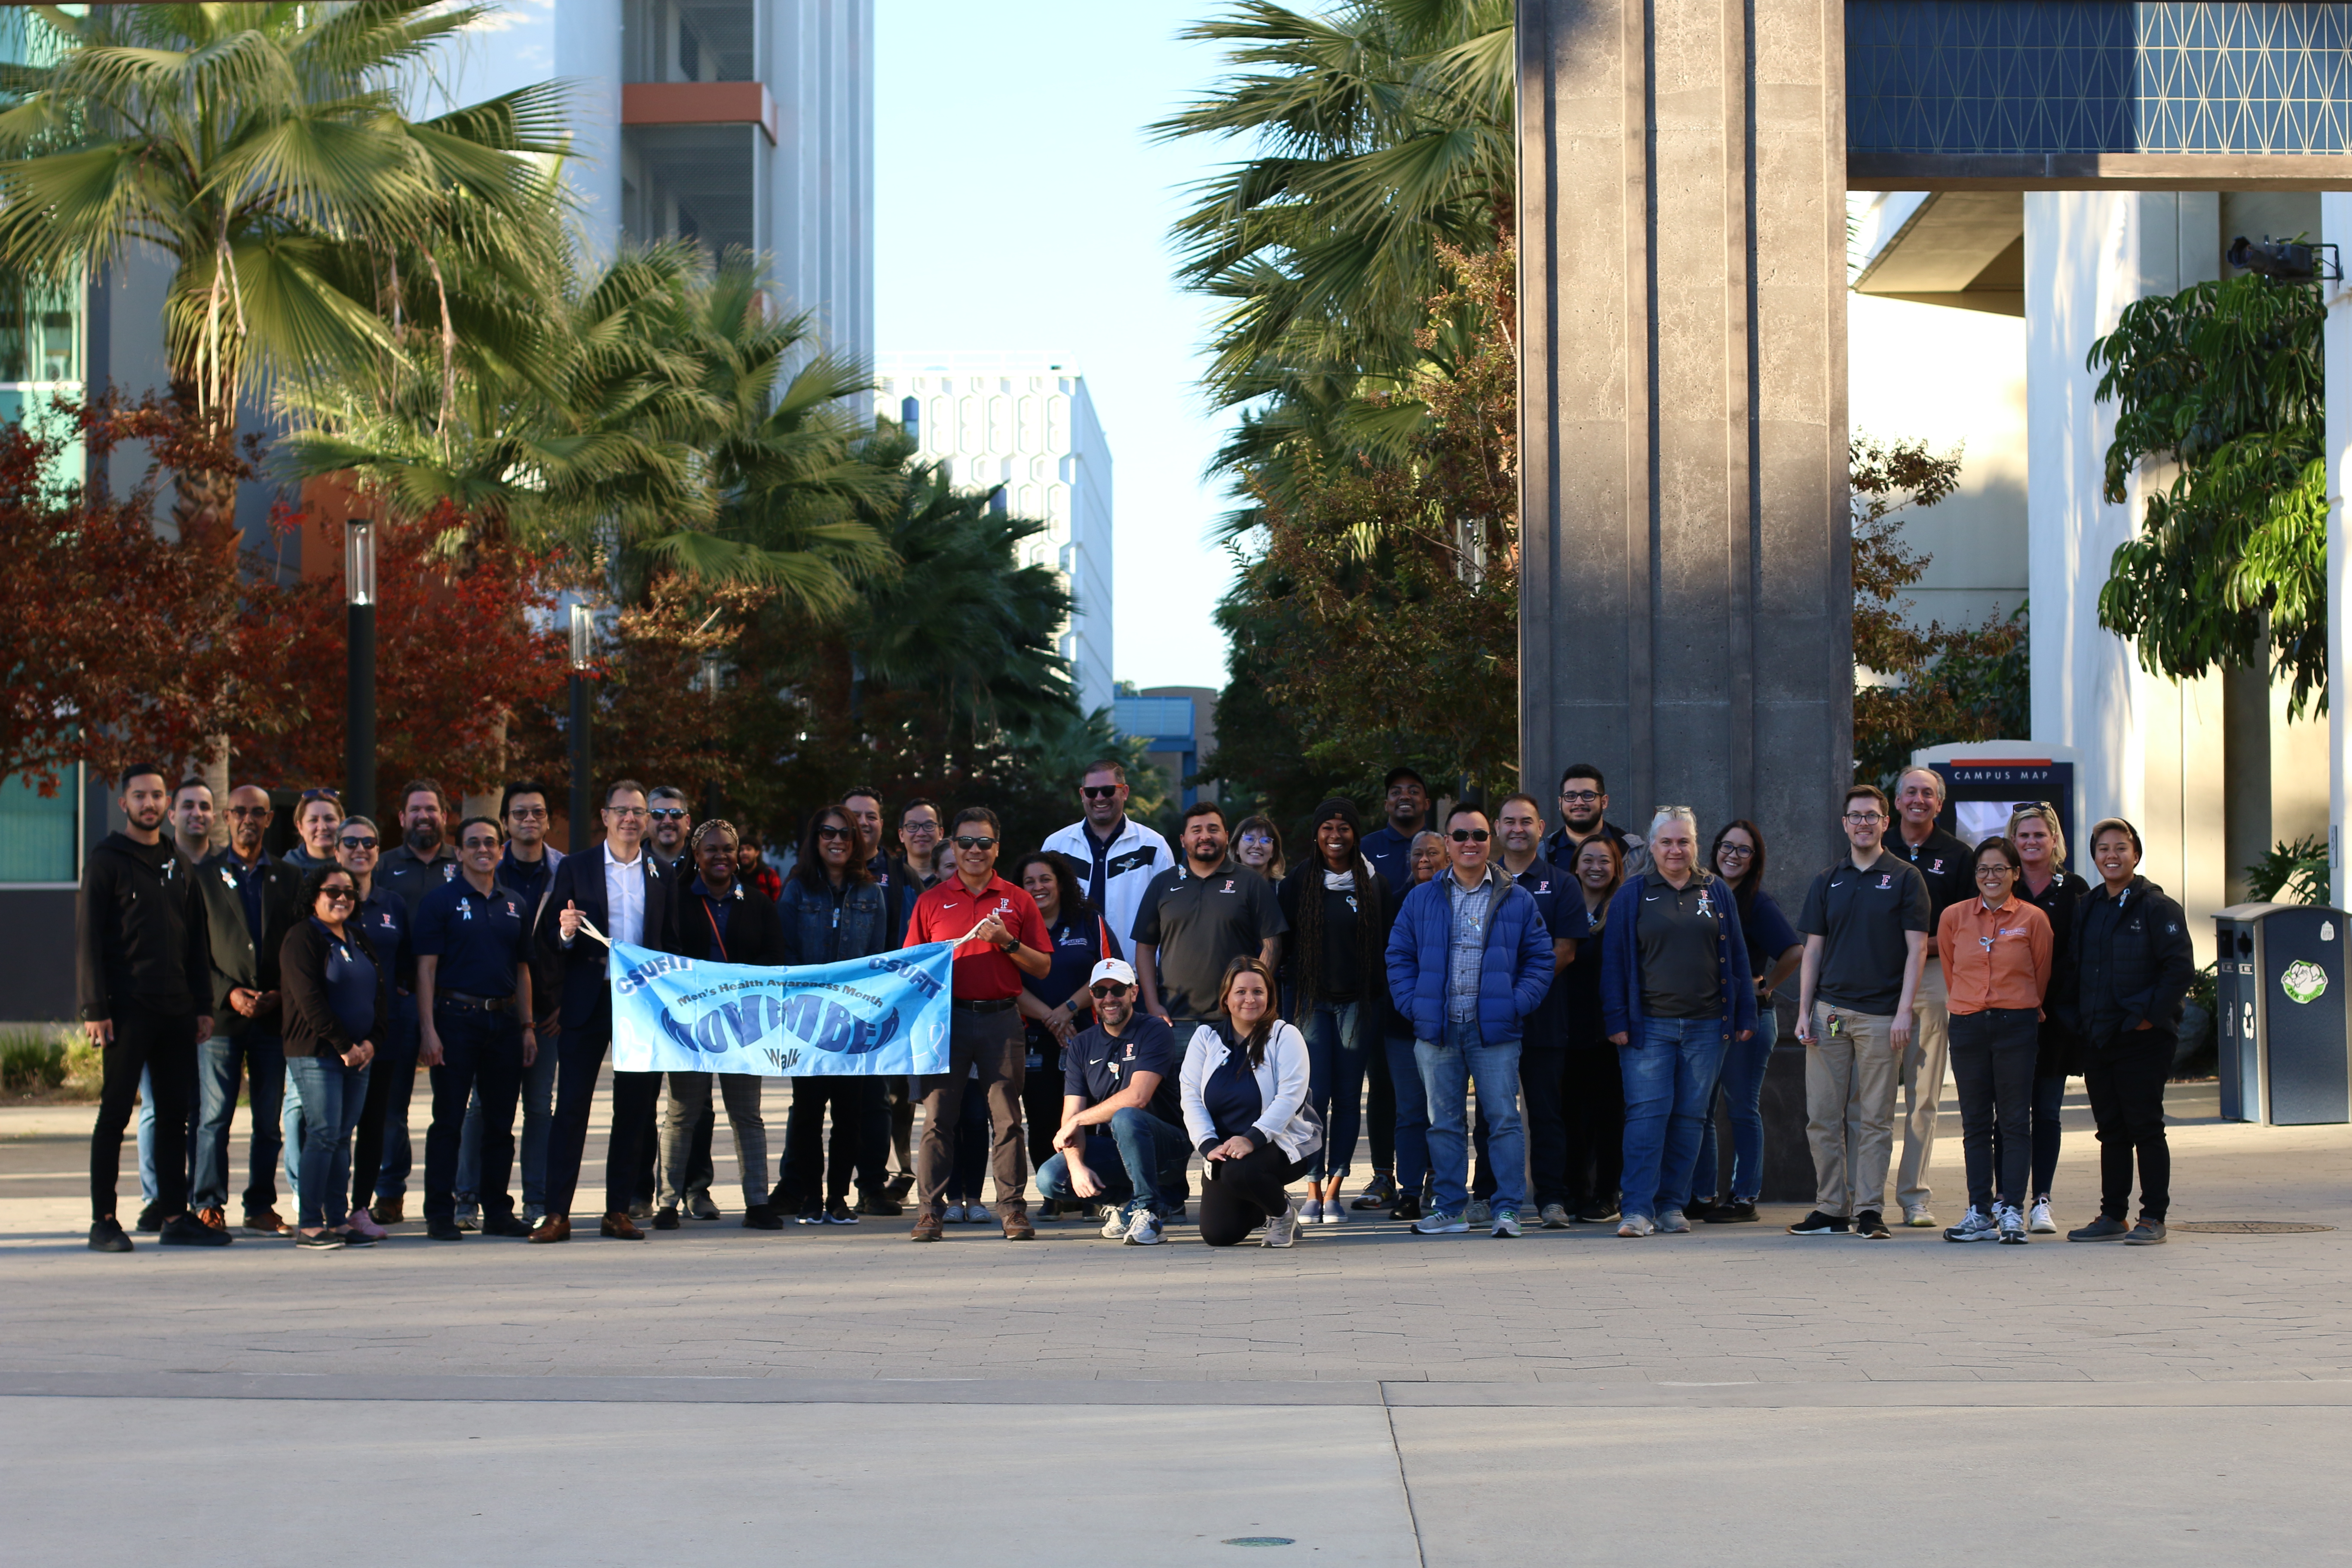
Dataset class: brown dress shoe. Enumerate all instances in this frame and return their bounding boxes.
[910,1209,943,1242]
[370,1197,404,1226]
[599,1210,646,1240]
[196,1206,227,1231]
[527,1216,571,1244]
[242,1208,288,1235]
[1001,1206,1035,1241]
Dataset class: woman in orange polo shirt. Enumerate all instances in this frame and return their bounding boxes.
[1936,836,2052,1245]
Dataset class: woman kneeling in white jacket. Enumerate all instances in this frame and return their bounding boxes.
[1180,956,1324,1246]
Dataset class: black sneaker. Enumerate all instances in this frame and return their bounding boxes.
[1705,1201,1759,1224]
[824,1197,860,1225]
[1390,1194,1423,1222]
[796,1203,826,1225]
[2068,1215,2131,1242]
[1685,1198,1723,1222]
[89,1219,133,1253]
[480,1211,531,1238]
[1855,1210,1892,1240]
[855,1189,904,1217]
[295,1230,345,1250]
[884,1173,916,1202]
[742,1204,784,1230]
[426,1219,465,1240]
[159,1213,233,1247]
[1577,1199,1622,1225]
[1351,1174,1399,1210]
[2124,1219,2168,1245]
[1786,1210,1850,1235]
[135,1203,164,1234]
[652,1207,681,1231]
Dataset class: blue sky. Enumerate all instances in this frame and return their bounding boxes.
[874,2,1241,693]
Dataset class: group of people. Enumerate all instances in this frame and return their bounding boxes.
[74,753,2193,1255]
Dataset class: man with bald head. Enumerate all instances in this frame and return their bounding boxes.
[1886,766,1974,1228]
[192,783,303,1234]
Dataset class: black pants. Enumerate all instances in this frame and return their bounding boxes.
[1949,1007,2038,1211]
[781,1077,885,1205]
[884,1076,916,1175]
[1022,1035,1065,1176]
[1199,1142,1311,1246]
[2086,1032,2172,1222]
[1522,1047,1571,1208]
[1563,1047,1625,1207]
[547,1025,662,1220]
[92,1003,197,1222]
[1362,1030,1395,1177]
[423,1006,524,1223]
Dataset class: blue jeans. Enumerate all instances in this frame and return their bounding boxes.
[192,1032,284,1214]
[282,1055,368,1228]
[1034,1108,1192,1216]
[1301,1000,1372,1183]
[135,1058,199,1208]
[456,1030,557,1216]
[1693,1004,1777,1204]
[1617,1016,1728,1220]
[1384,1029,1431,1194]
[1416,1019,1524,1215]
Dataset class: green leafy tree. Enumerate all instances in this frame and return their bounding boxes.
[0,2,566,527]
[2089,271,2327,714]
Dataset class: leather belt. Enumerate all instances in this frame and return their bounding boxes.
[436,990,514,1013]
[952,995,1018,1014]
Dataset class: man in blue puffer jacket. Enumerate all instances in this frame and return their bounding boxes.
[1384,803,1557,1238]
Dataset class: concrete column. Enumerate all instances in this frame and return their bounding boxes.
[1518,0,1848,893]
[2325,192,2352,906]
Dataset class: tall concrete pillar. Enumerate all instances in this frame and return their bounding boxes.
[1517,0,1850,889]
[2325,191,2352,907]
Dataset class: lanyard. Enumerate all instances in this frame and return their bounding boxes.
[701,897,729,962]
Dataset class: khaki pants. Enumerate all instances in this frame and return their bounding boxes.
[1896,959,1951,1213]
[1805,1004,1900,1217]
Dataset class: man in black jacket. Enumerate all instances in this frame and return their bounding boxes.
[79,764,230,1252]
[2064,817,2195,1245]
[192,783,302,1235]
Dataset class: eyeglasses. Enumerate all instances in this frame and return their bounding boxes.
[318,887,357,904]
[902,820,940,835]
[648,808,687,821]
[952,835,997,851]
[1717,843,1754,859]
[1976,863,2015,878]
[338,835,378,851]
[1080,785,1121,799]
[814,825,851,841]
[462,835,501,850]
[226,805,271,820]
[1559,789,1600,803]
[605,805,647,818]
[1449,828,1490,843]
[299,788,341,805]
[505,805,548,820]
[1844,812,1886,824]
[1090,982,1132,999]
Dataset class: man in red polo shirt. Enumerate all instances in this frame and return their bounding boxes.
[904,805,1052,1240]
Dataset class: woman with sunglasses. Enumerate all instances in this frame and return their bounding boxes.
[1599,808,1756,1237]
[1012,850,1118,1210]
[277,865,388,1248]
[1233,815,1286,884]
[773,804,895,1225]
[1690,820,1803,1223]
[335,817,411,1239]
[1559,835,1628,1223]
[1181,956,1322,1246]
[2006,803,2088,1233]
[1936,836,2053,1243]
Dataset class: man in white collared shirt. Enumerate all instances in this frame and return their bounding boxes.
[1041,760,1173,952]
[531,780,675,1243]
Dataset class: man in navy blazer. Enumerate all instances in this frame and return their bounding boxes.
[529,779,677,1242]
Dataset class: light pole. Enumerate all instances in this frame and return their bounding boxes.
[344,520,377,822]
[569,603,593,853]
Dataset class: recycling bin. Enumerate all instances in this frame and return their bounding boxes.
[2213,903,2351,1125]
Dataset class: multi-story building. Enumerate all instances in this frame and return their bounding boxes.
[874,355,1116,715]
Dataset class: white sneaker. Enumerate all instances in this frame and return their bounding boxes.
[1263,1199,1301,1247]
[1942,1207,1999,1243]
[1298,1197,1324,1224]
[1657,1208,1691,1234]
[1099,1206,1132,1241]
[1902,1205,1937,1228]
[1465,1198,1492,1227]
[2028,1199,2057,1234]
[1616,1214,1657,1237]
[1996,1204,2029,1244]
[1123,1210,1165,1246]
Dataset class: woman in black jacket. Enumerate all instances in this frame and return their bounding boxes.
[279,864,389,1250]
[658,818,787,1230]
[2064,818,2194,1246]
[1277,797,1387,1222]
[2006,803,2089,1234]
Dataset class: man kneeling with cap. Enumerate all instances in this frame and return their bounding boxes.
[1035,959,1191,1246]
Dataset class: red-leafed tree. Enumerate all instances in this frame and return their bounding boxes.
[0,393,250,794]
[233,506,572,802]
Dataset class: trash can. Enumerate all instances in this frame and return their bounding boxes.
[2214,903,2351,1125]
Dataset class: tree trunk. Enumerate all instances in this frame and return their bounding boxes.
[197,734,229,849]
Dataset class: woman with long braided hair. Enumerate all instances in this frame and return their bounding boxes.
[1277,798,1389,1222]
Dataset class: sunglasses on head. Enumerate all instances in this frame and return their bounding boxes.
[338,835,378,851]
[1449,828,1489,842]
[952,835,997,851]
[300,787,342,804]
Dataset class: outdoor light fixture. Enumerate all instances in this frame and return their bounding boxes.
[344,521,377,819]
[2226,234,2342,283]
[569,601,594,670]
[569,602,594,851]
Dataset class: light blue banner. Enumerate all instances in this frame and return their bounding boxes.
[607,939,954,1076]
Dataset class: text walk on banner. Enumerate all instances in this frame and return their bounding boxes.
[607,940,954,1077]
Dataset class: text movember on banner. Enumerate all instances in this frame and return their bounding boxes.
[606,940,954,1076]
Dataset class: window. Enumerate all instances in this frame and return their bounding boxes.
[0,769,78,883]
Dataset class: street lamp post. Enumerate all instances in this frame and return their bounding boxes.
[344,521,377,822]
[569,603,593,853]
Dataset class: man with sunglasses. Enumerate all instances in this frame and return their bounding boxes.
[414,818,538,1240]
[1384,803,1556,1238]
[637,786,715,1222]
[1033,959,1188,1245]
[647,786,694,877]
[192,784,302,1235]
[1133,801,1287,1030]
[283,787,345,873]
[903,807,1052,1241]
[1042,760,1173,950]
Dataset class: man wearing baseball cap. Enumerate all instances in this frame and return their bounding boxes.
[1033,957,1190,1246]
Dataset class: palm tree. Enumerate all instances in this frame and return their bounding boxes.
[0,3,567,528]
